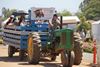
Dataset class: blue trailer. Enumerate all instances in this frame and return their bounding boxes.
[3,7,59,61]
[3,13,50,60]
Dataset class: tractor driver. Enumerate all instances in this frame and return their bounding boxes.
[49,14,60,42]
[51,14,60,30]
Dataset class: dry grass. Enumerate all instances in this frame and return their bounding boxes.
[0,36,3,44]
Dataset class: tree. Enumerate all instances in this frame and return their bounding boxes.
[79,0,100,20]
[2,7,17,20]
[79,0,91,11]
[58,10,72,16]
[75,11,84,19]
[76,16,91,35]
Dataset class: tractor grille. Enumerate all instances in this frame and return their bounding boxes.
[61,32,66,45]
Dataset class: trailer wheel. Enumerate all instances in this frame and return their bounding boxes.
[8,46,15,57]
[19,50,25,61]
[74,33,83,65]
[27,32,41,64]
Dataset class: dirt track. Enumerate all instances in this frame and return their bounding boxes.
[0,45,92,67]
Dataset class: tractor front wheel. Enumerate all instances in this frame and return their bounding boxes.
[61,51,74,67]
[61,51,68,67]
[67,52,75,67]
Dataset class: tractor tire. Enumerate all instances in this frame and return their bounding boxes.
[8,45,15,57]
[61,51,74,67]
[67,52,75,67]
[51,55,56,61]
[27,32,41,64]
[61,51,68,67]
[74,32,83,65]
[19,50,25,61]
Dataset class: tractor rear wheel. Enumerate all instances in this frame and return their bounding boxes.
[27,32,41,64]
[8,45,15,57]
[74,32,83,65]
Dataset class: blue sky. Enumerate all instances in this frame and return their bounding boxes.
[0,0,83,15]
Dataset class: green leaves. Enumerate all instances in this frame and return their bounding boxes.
[80,0,100,20]
[76,16,91,32]
[2,7,17,20]
[58,10,72,16]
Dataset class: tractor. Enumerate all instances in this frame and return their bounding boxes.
[2,7,83,67]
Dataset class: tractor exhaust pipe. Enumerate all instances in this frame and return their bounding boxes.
[60,16,63,29]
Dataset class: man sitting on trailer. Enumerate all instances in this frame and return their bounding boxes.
[4,15,15,27]
[17,15,25,26]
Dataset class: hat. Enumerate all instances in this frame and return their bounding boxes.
[10,15,14,18]
[53,14,58,17]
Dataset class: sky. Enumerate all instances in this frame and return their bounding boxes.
[0,0,83,15]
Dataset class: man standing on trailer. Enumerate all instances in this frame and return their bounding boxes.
[51,14,60,29]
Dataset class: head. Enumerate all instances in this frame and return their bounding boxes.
[10,15,14,19]
[53,14,58,20]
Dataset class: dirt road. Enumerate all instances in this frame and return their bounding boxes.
[0,45,92,67]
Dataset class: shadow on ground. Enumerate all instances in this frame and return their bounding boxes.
[86,63,97,67]
[0,55,93,67]
[18,57,61,67]
[0,56,27,62]
[0,55,62,67]
[18,62,62,67]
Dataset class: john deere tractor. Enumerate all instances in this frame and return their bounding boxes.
[3,7,83,67]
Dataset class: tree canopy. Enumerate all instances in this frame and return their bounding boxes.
[79,0,100,20]
[75,11,84,19]
[2,7,16,20]
[58,10,72,16]
[76,16,91,34]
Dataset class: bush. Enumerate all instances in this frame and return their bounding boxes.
[82,42,93,53]
[83,47,93,53]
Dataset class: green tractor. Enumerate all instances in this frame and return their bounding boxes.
[26,11,83,67]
